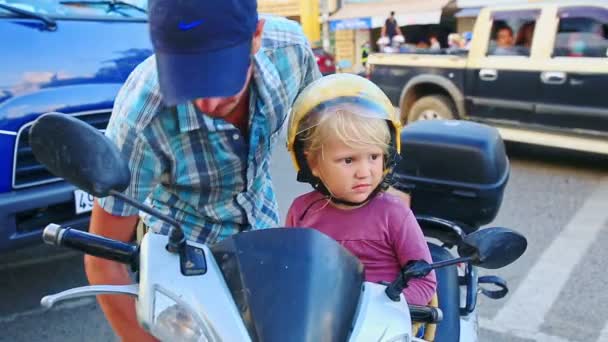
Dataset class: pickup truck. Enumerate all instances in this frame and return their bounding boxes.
[368,1,608,155]
[0,1,152,253]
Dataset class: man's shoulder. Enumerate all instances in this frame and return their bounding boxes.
[260,15,310,51]
[113,55,166,133]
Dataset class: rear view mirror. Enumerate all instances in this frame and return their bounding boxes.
[29,113,130,197]
[458,227,527,269]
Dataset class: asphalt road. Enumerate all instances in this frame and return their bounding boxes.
[1,142,607,342]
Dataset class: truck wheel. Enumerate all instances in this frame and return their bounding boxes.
[407,95,455,123]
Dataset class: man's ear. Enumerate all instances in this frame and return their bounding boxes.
[252,19,265,54]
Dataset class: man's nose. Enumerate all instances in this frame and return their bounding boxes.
[195,98,222,113]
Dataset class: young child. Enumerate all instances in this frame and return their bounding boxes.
[285,74,436,306]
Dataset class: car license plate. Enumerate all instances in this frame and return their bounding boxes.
[74,189,94,214]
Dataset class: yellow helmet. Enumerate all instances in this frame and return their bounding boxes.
[286,73,401,187]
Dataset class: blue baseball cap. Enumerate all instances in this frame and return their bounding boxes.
[148,0,258,105]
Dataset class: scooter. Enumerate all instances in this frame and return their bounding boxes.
[30,113,526,341]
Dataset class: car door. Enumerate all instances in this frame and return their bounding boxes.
[535,5,608,137]
[466,9,541,125]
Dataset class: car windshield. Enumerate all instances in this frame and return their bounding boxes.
[0,0,147,19]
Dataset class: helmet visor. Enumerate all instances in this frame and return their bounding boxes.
[293,96,397,136]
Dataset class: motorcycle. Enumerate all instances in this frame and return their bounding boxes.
[30,113,526,342]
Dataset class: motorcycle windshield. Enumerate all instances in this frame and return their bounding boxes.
[210,228,364,342]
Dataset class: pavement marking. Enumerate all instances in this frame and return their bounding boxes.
[598,323,608,342]
[489,177,608,336]
[480,317,575,342]
[0,251,78,272]
[0,297,96,324]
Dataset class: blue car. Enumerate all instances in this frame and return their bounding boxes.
[0,1,152,253]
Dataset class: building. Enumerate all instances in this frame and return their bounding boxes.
[328,0,456,73]
[258,0,340,46]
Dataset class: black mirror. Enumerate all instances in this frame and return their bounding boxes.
[29,113,130,197]
[458,227,527,269]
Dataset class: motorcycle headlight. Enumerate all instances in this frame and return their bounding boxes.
[151,289,215,342]
[386,334,411,342]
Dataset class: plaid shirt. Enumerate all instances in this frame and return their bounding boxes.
[98,16,321,244]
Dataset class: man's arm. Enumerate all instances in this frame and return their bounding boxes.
[85,201,158,341]
[88,58,163,340]
[301,43,322,88]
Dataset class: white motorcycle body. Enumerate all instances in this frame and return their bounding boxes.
[137,232,414,342]
[32,112,524,342]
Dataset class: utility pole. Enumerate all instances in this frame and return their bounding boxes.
[321,0,330,52]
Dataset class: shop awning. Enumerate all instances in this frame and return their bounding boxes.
[329,0,452,31]
[455,7,481,18]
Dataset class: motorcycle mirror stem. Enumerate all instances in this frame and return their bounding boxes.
[385,256,473,301]
[108,190,185,253]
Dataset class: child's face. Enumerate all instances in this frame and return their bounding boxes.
[310,135,384,205]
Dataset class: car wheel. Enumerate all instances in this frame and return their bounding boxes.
[407,95,455,123]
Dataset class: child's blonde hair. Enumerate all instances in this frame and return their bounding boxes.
[299,106,391,160]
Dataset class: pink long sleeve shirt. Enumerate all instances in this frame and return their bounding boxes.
[286,191,437,306]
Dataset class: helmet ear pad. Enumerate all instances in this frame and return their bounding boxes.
[294,138,318,184]
[384,126,402,173]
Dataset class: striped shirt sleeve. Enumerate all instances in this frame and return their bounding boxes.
[97,63,163,217]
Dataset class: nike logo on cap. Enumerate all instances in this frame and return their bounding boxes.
[178,20,204,31]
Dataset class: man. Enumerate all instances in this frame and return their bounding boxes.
[381,11,403,45]
[85,0,321,340]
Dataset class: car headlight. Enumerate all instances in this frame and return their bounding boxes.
[151,289,215,342]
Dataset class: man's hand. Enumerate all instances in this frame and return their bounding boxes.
[387,186,411,207]
[85,201,158,342]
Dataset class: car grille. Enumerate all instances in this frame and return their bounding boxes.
[13,110,112,189]
[16,200,90,234]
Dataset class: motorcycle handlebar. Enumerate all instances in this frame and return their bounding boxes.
[409,304,443,324]
[43,224,138,268]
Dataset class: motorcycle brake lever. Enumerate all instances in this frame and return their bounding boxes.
[41,284,139,308]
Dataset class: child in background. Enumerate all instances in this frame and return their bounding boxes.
[285,74,436,306]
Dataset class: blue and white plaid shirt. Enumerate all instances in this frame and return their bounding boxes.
[98,16,321,244]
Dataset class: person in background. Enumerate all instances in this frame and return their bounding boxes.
[361,41,370,67]
[416,38,431,50]
[448,33,464,49]
[381,11,403,45]
[515,21,535,55]
[429,34,441,50]
[492,25,518,55]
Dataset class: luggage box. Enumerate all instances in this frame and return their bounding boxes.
[392,120,509,231]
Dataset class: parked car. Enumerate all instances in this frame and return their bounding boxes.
[313,47,336,75]
[368,1,608,155]
[0,1,153,253]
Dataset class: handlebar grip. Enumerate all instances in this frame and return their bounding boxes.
[43,223,138,267]
[409,304,443,324]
